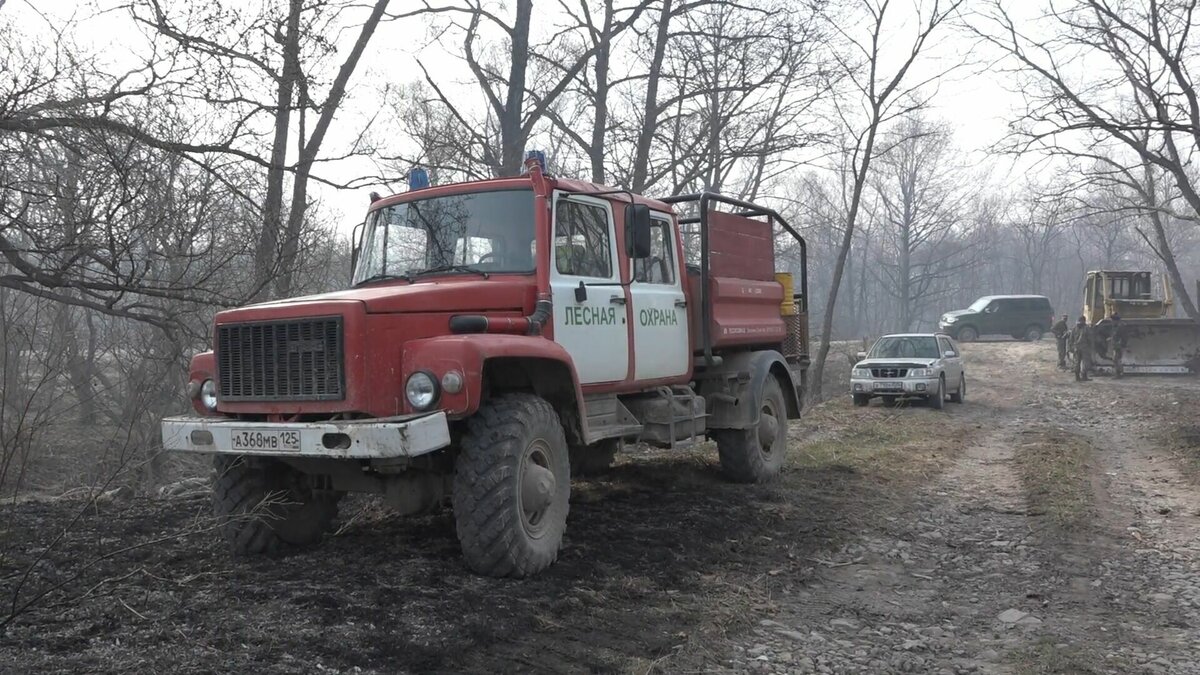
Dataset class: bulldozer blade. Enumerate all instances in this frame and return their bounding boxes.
[1092,319,1200,374]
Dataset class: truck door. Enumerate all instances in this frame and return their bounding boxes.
[550,193,630,384]
[629,213,689,380]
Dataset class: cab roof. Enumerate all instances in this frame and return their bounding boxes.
[368,175,675,213]
[973,294,1050,301]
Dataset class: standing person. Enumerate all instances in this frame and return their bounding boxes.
[1109,313,1127,378]
[1052,314,1070,370]
[1070,316,1094,382]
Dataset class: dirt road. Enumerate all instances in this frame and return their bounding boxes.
[4,341,1200,673]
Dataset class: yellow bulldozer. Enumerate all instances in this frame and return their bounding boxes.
[1083,270,1200,374]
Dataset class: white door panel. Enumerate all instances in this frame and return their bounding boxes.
[630,216,689,380]
[550,193,629,385]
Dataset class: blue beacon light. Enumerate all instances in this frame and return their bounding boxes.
[408,167,430,190]
[523,150,546,173]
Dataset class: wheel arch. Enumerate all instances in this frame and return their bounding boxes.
[403,335,587,444]
[700,350,802,430]
[481,356,586,445]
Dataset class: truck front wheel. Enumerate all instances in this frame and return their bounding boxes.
[453,393,571,578]
[714,377,788,483]
[212,456,340,556]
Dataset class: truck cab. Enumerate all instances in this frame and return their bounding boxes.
[162,157,809,577]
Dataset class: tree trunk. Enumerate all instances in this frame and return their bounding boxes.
[631,0,671,193]
[810,125,880,402]
[497,0,533,177]
[589,0,614,184]
[254,0,303,301]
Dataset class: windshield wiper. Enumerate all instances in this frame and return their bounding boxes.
[407,264,490,280]
[354,272,412,287]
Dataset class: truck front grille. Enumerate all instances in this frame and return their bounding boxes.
[871,367,908,378]
[217,317,344,401]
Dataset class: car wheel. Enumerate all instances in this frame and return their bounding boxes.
[957,326,978,342]
[1024,325,1043,341]
[929,377,945,410]
[852,393,870,407]
[949,374,966,403]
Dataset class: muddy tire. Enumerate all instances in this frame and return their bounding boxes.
[957,326,978,342]
[714,377,787,483]
[212,456,340,556]
[570,438,619,477]
[852,393,870,407]
[1024,325,1043,341]
[929,377,946,410]
[453,394,570,578]
[949,374,966,403]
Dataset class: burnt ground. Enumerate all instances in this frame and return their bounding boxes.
[4,341,1200,674]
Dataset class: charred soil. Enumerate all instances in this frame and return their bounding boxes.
[4,342,1200,674]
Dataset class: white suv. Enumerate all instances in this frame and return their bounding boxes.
[850,333,966,409]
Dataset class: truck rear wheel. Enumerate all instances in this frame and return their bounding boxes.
[570,438,619,477]
[714,377,787,483]
[212,455,340,556]
[453,393,571,578]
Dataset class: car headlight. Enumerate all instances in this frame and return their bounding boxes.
[852,368,871,378]
[199,379,218,412]
[942,315,957,323]
[908,368,936,378]
[405,371,440,410]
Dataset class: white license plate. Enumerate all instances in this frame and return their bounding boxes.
[230,429,301,452]
[873,382,903,391]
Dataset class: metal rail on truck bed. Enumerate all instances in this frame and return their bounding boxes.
[659,192,808,366]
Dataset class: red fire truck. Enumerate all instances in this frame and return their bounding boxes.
[162,156,808,577]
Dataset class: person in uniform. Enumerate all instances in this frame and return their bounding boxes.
[1109,313,1127,378]
[1070,315,1093,382]
[1051,314,1070,370]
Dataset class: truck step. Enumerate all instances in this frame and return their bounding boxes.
[582,394,643,444]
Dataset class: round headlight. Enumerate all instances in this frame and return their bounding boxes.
[199,379,218,412]
[441,370,464,394]
[405,371,439,410]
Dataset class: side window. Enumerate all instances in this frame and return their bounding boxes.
[632,218,675,284]
[555,199,613,278]
[938,337,955,356]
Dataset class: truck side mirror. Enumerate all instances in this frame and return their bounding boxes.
[350,221,364,282]
[625,203,653,259]
[856,351,867,361]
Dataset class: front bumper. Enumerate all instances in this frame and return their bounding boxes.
[851,378,940,397]
[161,413,452,459]
[937,322,956,335]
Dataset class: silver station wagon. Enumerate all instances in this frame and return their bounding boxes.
[850,333,966,409]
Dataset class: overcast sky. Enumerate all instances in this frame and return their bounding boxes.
[11,0,1044,231]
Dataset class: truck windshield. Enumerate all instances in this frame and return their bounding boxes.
[354,189,536,284]
[869,336,940,360]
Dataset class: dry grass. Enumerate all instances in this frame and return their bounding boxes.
[1012,429,1096,529]
[787,400,960,489]
[1162,424,1200,483]
[1009,637,1101,674]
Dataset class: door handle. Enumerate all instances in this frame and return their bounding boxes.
[675,299,688,308]
[609,295,626,305]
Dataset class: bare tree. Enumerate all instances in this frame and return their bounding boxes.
[807,0,965,401]
[134,0,394,298]
[869,115,975,330]
[973,0,1200,318]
